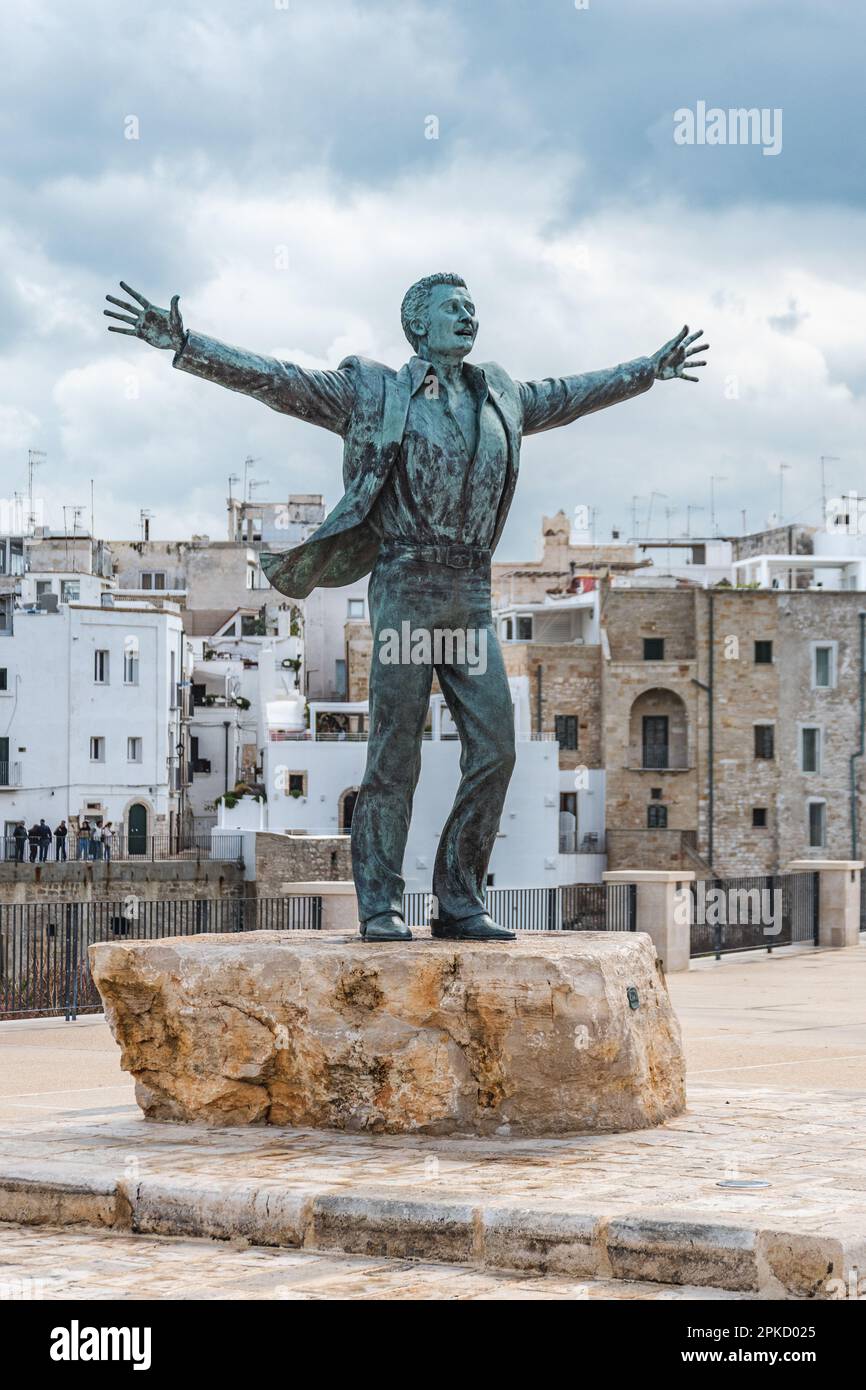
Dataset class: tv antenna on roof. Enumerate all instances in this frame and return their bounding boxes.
[27,449,46,533]
[243,456,261,501]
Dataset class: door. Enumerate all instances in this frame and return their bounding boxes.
[341,789,358,833]
[127,803,148,855]
[0,736,8,787]
[642,716,669,769]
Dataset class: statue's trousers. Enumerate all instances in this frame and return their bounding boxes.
[350,540,516,924]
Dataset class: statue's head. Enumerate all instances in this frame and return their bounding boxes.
[400,273,477,359]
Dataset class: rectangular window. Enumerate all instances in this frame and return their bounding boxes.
[813,644,835,689]
[127,737,142,762]
[647,804,668,828]
[554,714,578,750]
[809,801,826,848]
[123,646,139,685]
[642,715,669,769]
[516,615,533,641]
[93,650,109,684]
[752,807,767,828]
[89,736,105,762]
[754,640,773,664]
[347,598,365,619]
[643,637,665,661]
[60,580,80,603]
[0,668,6,692]
[801,726,821,773]
[141,572,166,591]
[0,596,11,633]
[35,580,53,599]
[285,772,306,797]
[754,724,775,759]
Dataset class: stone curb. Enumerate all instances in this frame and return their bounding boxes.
[1,1173,861,1298]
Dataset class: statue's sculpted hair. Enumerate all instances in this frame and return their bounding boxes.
[400,272,467,352]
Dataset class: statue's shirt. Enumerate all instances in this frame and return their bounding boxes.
[370,360,508,547]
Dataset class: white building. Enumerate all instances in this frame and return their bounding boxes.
[217,668,595,889]
[186,611,303,823]
[0,584,186,847]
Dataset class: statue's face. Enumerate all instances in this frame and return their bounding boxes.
[417,283,478,357]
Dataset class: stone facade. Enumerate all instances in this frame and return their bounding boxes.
[0,860,244,907]
[503,643,602,770]
[254,832,352,898]
[346,619,373,703]
[603,587,866,875]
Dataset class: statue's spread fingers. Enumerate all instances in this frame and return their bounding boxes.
[683,328,703,346]
[104,310,138,324]
[661,325,688,355]
[106,294,140,314]
[119,281,151,308]
[107,325,136,335]
[686,342,709,356]
[681,372,699,382]
[685,359,706,368]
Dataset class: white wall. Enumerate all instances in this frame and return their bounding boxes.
[303,578,369,699]
[254,736,561,889]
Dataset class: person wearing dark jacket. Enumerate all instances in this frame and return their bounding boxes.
[28,822,40,863]
[38,818,51,862]
[12,821,27,862]
[54,821,68,862]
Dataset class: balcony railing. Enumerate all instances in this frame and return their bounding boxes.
[559,831,605,854]
[0,762,22,788]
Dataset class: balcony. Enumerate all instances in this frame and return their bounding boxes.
[0,761,22,788]
[559,830,605,854]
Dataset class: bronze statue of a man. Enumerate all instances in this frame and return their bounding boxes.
[105,274,708,941]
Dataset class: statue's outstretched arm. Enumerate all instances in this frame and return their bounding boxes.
[104,282,354,436]
[518,326,708,436]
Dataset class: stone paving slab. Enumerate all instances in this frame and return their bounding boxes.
[0,1224,749,1300]
[1,1085,865,1296]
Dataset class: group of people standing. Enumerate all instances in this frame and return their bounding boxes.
[11,819,115,863]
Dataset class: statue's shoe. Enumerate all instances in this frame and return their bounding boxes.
[431,913,516,941]
[360,913,413,942]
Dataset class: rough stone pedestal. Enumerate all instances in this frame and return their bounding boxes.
[89,930,686,1137]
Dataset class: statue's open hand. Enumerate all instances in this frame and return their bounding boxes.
[652,325,709,383]
[103,282,185,351]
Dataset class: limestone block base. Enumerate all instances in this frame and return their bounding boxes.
[90,930,686,1136]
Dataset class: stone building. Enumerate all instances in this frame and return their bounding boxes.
[602,586,866,874]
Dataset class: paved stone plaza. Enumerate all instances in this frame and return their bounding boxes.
[1,943,864,1298]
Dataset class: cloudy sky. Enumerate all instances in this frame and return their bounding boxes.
[1,0,864,555]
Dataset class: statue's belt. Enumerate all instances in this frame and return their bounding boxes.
[377,539,491,570]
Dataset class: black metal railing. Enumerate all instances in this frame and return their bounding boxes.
[0,895,322,1020]
[402,882,635,934]
[1,832,243,865]
[690,871,819,959]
